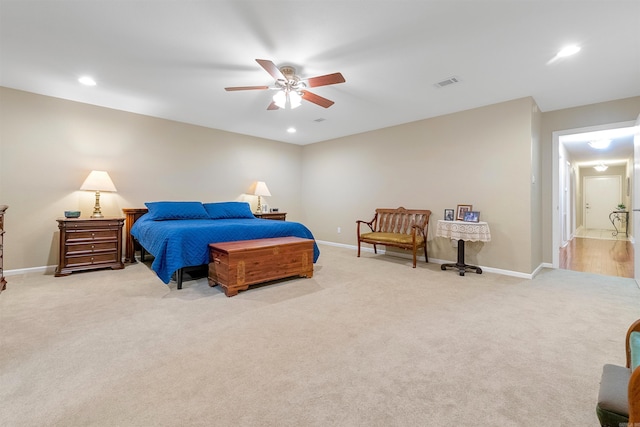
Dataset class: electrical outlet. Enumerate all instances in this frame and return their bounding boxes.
[337,227,341,234]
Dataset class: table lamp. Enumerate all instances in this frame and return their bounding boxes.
[80,170,117,218]
[253,181,271,213]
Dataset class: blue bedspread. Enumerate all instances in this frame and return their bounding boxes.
[130,215,320,284]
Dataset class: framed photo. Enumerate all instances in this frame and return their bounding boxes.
[464,211,480,222]
[456,204,472,221]
[444,209,455,221]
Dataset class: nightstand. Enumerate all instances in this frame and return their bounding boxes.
[55,217,125,276]
[254,212,287,221]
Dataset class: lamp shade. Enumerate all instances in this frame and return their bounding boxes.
[253,181,271,197]
[80,170,117,192]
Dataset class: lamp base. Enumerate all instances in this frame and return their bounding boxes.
[91,191,104,218]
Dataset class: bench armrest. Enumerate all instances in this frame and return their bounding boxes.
[356,214,377,236]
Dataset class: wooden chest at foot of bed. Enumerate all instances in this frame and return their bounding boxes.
[208,237,314,297]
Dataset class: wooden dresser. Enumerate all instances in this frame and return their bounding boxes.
[0,205,7,293]
[55,217,125,277]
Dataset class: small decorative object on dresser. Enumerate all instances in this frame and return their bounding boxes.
[55,217,125,276]
[254,212,287,221]
[0,205,8,293]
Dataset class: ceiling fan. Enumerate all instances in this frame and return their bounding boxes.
[225,59,345,110]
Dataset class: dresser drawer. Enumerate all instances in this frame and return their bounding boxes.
[64,229,119,242]
[63,252,120,269]
[66,241,118,255]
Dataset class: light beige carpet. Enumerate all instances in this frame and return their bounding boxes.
[1,244,639,426]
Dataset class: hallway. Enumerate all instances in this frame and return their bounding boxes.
[559,228,633,278]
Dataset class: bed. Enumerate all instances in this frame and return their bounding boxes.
[126,201,320,289]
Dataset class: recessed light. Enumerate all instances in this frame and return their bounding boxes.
[287,127,296,134]
[588,139,611,149]
[78,76,96,86]
[557,45,580,58]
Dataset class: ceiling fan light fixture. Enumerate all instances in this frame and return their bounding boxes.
[273,91,286,109]
[289,91,302,109]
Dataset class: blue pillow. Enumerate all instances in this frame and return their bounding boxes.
[203,202,255,219]
[144,201,209,220]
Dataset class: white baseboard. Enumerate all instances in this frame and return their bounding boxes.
[316,240,539,279]
[6,243,548,281]
[5,265,56,276]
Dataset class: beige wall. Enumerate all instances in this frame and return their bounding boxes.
[541,96,640,263]
[302,97,538,274]
[2,86,638,276]
[0,87,303,270]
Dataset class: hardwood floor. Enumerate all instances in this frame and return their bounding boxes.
[560,229,634,278]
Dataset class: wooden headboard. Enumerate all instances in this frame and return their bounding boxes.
[122,208,148,263]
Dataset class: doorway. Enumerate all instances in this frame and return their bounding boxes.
[552,122,636,278]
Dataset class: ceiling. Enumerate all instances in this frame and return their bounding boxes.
[1,0,639,147]
[561,126,637,168]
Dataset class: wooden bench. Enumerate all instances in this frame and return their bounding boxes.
[356,207,431,268]
[208,237,314,297]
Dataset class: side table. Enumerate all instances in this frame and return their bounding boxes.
[609,211,628,237]
[436,220,491,276]
[55,217,125,276]
[254,212,287,221]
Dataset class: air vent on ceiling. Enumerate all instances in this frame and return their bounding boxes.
[434,76,461,88]
[314,118,326,122]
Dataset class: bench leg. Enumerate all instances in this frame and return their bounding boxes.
[357,241,361,257]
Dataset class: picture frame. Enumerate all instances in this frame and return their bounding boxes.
[456,204,472,221]
[444,209,455,221]
[464,211,480,223]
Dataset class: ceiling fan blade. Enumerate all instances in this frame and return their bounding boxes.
[267,101,280,110]
[301,90,335,108]
[305,72,346,88]
[225,86,269,91]
[256,59,286,81]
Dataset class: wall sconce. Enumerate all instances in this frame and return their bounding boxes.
[253,181,271,213]
[594,163,608,172]
[80,170,117,218]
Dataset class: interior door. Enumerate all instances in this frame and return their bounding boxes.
[633,114,640,285]
[584,176,620,229]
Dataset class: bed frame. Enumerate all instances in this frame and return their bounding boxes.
[123,207,202,289]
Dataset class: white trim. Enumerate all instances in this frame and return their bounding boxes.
[5,265,56,276]
[552,120,636,269]
[5,245,552,281]
[316,240,540,279]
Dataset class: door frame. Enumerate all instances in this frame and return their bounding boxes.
[552,120,636,268]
